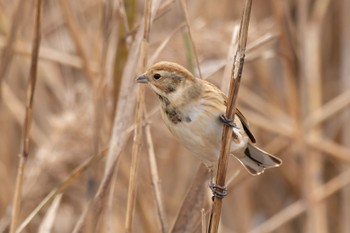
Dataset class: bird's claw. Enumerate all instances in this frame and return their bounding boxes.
[219,114,237,128]
[209,182,228,199]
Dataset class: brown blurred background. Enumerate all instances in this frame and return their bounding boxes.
[0,0,350,232]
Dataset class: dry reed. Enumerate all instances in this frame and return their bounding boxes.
[9,0,42,232]
[1,0,349,233]
[124,0,152,231]
[208,1,252,232]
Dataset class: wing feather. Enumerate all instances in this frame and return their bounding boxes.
[236,109,256,143]
[202,80,256,143]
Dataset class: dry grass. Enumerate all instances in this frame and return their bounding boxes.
[0,0,349,233]
[208,1,253,232]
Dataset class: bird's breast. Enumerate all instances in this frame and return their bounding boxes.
[160,101,250,167]
[160,102,224,165]
[164,107,183,124]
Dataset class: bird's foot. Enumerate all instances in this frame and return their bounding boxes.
[219,114,238,128]
[209,181,228,199]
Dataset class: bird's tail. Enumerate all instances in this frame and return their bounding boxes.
[235,143,282,175]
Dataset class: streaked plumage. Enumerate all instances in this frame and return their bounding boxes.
[137,61,282,175]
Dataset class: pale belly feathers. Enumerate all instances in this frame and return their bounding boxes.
[161,101,249,168]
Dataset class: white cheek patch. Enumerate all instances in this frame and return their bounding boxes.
[166,85,187,103]
[150,85,165,96]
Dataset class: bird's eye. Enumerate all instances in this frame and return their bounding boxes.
[153,73,161,80]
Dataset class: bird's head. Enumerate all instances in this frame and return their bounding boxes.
[136,61,200,103]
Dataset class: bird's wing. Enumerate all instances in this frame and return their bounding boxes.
[236,108,256,143]
[207,81,256,143]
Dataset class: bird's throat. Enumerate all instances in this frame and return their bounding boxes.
[157,94,170,106]
[157,94,184,124]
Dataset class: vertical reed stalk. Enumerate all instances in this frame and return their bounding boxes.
[302,1,330,232]
[124,0,152,232]
[207,0,253,232]
[145,123,168,233]
[9,0,42,232]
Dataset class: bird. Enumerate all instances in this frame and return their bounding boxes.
[136,61,282,181]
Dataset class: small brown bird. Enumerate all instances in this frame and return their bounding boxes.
[137,61,282,176]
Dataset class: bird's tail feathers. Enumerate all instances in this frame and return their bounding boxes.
[235,143,282,176]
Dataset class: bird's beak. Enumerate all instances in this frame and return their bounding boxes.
[136,74,149,84]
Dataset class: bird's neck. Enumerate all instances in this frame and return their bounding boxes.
[157,80,203,125]
[158,79,203,109]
